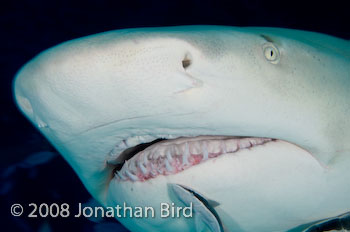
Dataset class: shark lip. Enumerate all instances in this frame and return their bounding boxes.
[107,135,276,182]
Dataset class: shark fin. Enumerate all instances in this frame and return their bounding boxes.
[169,183,224,232]
[302,211,350,232]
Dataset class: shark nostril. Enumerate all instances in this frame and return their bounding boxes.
[182,53,192,69]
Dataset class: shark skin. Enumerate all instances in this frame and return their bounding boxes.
[13,26,350,231]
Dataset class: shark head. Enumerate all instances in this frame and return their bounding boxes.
[13,26,350,231]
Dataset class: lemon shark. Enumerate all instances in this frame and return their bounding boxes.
[13,26,350,232]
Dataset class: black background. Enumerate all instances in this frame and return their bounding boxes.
[0,0,349,231]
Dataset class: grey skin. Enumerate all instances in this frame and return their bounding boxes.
[13,26,350,231]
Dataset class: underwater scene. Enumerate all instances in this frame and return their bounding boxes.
[1,0,349,232]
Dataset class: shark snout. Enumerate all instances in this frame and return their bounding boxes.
[13,58,67,132]
[14,64,40,123]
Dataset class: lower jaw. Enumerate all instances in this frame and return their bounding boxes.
[112,135,276,182]
[107,139,331,232]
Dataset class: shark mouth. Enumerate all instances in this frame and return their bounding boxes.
[108,135,275,182]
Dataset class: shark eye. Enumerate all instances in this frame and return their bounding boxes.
[263,43,280,64]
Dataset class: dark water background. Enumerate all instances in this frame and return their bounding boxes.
[0,0,349,231]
